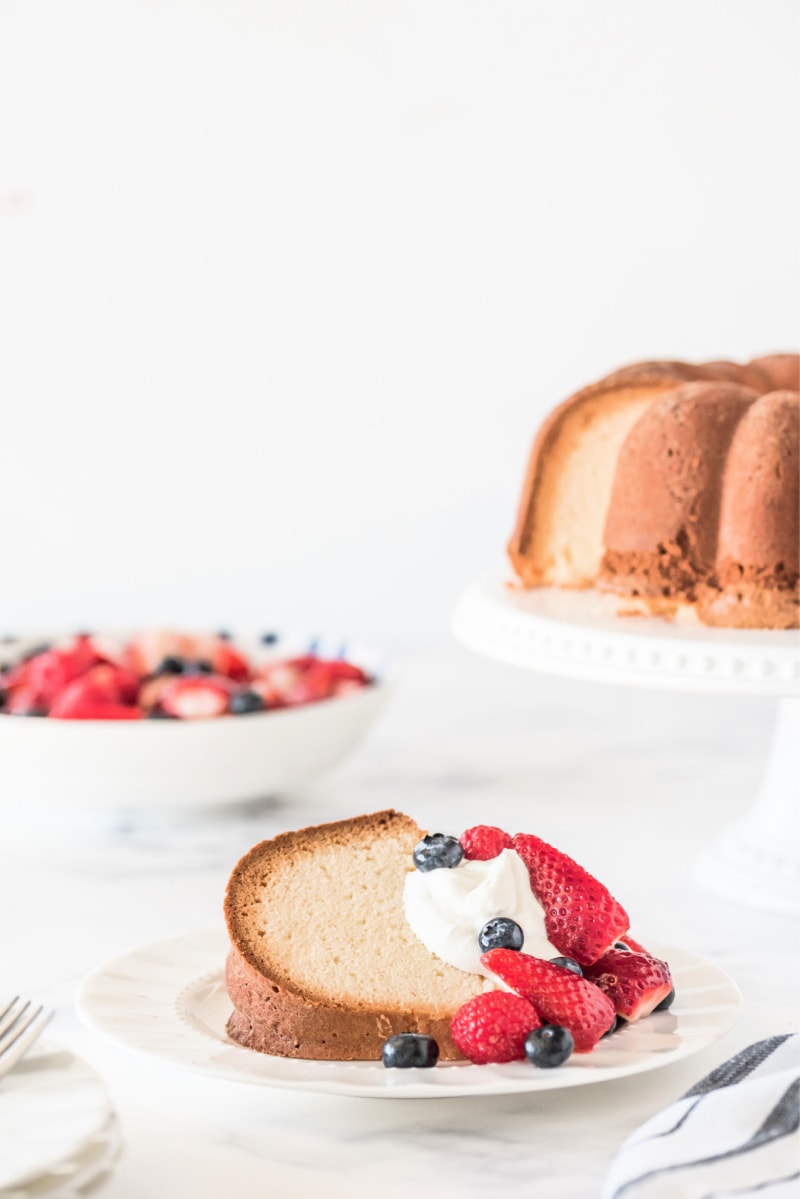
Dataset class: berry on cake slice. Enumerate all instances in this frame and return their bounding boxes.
[512,832,629,965]
[481,949,616,1052]
[450,991,541,1064]
[460,825,513,860]
[583,948,674,1022]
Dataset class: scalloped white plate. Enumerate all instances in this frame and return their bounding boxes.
[452,577,800,695]
[0,1038,122,1195]
[76,927,741,1099]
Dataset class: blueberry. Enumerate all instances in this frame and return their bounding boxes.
[655,987,675,1011]
[184,659,213,675]
[412,834,464,872]
[260,632,279,646]
[216,629,232,641]
[381,1034,439,1069]
[603,1015,623,1037]
[549,956,583,976]
[613,941,632,952]
[14,706,48,717]
[156,655,186,676]
[524,1024,574,1068]
[478,918,524,952]
[230,689,266,715]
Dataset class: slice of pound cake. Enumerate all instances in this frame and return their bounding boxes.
[224,810,674,1066]
[223,810,489,1060]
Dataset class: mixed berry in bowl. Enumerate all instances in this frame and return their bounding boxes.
[0,631,373,721]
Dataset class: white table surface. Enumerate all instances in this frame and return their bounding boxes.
[2,641,798,1198]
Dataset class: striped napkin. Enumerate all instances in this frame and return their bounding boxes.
[603,1034,799,1198]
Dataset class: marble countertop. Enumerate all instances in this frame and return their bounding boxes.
[2,642,797,1198]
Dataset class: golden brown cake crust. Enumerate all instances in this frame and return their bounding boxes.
[223,810,478,1061]
[508,354,799,627]
[600,382,759,600]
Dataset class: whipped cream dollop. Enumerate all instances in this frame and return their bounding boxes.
[403,848,560,976]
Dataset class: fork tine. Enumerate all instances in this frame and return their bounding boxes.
[0,996,20,1025]
[0,1007,52,1079]
[0,1004,42,1054]
[0,998,30,1040]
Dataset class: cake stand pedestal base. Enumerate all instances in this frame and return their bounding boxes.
[453,578,800,917]
[696,696,799,916]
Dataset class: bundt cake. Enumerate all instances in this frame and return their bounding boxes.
[223,810,488,1061]
[508,354,799,628]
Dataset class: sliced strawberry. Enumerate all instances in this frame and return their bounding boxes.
[50,679,141,719]
[512,833,629,965]
[10,635,104,709]
[159,676,232,719]
[246,677,286,709]
[326,659,371,684]
[79,663,141,705]
[284,661,337,705]
[4,685,49,715]
[253,662,300,704]
[123,630,194,676]
[583,949,673,1023]
[450,991,541,1064]
[617,935,649,955]
[332,678,366,697]
[460,825,513,860]
[482,949,616,1052]
[212,641,250,683]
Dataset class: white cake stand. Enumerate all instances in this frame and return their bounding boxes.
[452,577,800,916]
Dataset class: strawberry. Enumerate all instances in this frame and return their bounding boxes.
[450,991,541,1064]
[159,676,232,719]
[460,825,513,860]
[122,630,193,676]
[50,679,141,719]
[284,661,337,706]
[80,663,141,705]
[211,641,250,683]
[8,635,104,709]
[482,949,616,1052]
[512,833,629,965]
[617,935,649,955]
[326,659,371,684]
[332,679,366,697]
[4,685,48,715]
[583,949,674,1022]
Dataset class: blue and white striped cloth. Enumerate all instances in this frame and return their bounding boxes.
[604,1034,799,1198]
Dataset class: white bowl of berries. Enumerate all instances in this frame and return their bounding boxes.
[0,629,388,810]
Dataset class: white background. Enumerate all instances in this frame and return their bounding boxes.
[1,0,798,649]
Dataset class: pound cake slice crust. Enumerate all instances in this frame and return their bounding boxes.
[224,810,487,1060]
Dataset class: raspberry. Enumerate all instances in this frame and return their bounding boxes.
[450,991,540,1064]
[482,949,616,1052]
[460,825,513,860]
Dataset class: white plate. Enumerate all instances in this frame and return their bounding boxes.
[0,1038,122,1195]
[76,927,741,1099]
[0,630,389,809]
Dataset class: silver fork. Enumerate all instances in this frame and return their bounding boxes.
[0,997,53,1080]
